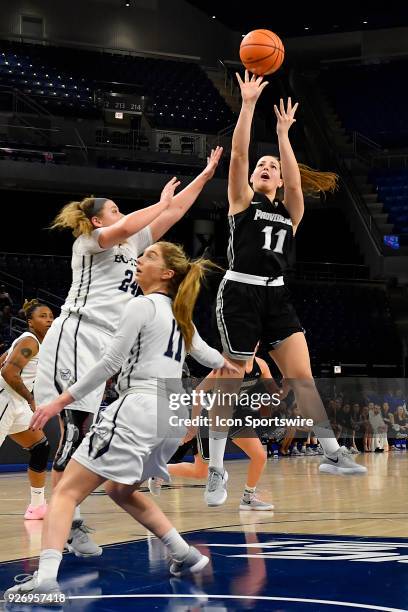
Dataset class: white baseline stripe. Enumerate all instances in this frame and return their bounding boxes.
[8,594,403,611]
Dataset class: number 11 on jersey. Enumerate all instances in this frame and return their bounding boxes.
[262,226,287,254]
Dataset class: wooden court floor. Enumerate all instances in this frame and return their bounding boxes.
[1,452,407,563]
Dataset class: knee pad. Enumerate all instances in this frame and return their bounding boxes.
[27,437,50,473]
[53,409,88,472]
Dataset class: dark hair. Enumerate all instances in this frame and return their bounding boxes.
[22,299,47,321]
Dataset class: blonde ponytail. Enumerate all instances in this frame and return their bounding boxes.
[159,242,221,351]
[298,164,338,197]
[49,196,96,237]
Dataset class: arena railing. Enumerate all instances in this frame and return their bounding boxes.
[290,70,384,257]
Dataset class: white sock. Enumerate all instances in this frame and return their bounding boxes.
[160,527,189,561]
[314,422,340,457]
[73,505,81,521]
[243,485,256,497]
[209,431,227,470]
[30,487,45,507]
[37,549,62,583]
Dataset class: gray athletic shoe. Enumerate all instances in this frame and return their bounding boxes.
[65,520,102,557]
[305,447,316,456]
[204,467,228,506]
[291,447,302,456]
[4,571,62,606]
[319,446,368,475]
[148,477,164,496]
[315,444,324,455]
[169,546,209,577]
[239,494,274,511]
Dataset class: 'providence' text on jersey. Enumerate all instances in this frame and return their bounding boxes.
[228,193,294,278]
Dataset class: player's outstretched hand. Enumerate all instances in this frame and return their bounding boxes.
[202,145,223,181]
[236,70,269,105]
[160,176,181,208]
[274,97,299,135]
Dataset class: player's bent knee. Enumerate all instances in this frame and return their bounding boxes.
[26,437,50,473]
[104,481,135,503]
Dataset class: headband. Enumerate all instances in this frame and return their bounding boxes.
[88,197,108,218]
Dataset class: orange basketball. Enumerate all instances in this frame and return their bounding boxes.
[239,29,284,76]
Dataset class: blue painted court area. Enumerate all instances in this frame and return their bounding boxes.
[1,531,408,611]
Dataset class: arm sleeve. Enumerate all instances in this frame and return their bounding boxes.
[69,297,156,401]
[189,326,224,370]
[126,226,153,255]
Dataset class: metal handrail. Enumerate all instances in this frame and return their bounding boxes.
[0,85,55,118]
[292,71,383,255]
[37,288,64,310]
[0,270,23,304]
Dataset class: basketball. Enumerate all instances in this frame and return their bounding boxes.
[239,29,285,75]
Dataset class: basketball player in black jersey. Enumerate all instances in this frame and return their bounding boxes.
[150,348,276,510]
[205,70,367,506]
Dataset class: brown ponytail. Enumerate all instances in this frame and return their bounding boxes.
[298,164,338,197]
[49,196,97,237]
[159,242,220,351]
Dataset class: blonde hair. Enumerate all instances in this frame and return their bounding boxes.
[49,196,98,237]
[159,242,220,351]
[298,164,339,197]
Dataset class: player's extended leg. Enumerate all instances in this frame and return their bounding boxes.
[232,436,273,510]
[4,459,105,600]
[10,429,50,520]
[105,480,209,576]
[51,409,101,555]
[205,357,246,507]
[269,332,367,475]
[168,453,208,479]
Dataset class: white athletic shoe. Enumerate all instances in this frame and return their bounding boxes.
[239,494,274,511]
[65,520,102,557]
[148,477,164,496]
[4,571,62,606]
[319,446,368,475]
[169,546,209,577]
[204,467,229,506]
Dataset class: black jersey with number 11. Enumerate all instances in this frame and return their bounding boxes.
[227,192,294,278]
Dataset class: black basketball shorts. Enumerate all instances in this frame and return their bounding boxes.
[216,279,303,360]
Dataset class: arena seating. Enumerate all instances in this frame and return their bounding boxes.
[290,281,400,365]
[320,60,408,148]
[370,168,408,236]
[0,40,235,132]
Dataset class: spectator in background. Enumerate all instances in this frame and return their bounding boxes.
[356,406,372,452]
[394,390,407,414]
[350,403,362,453]
[0,304,11,330]
[381,402,394,450]
[337,403,352,450]
[0,285,12,311]
[369,404,388,452]
[390,405,408,446]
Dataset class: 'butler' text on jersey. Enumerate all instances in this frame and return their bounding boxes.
[228,193,294,278]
